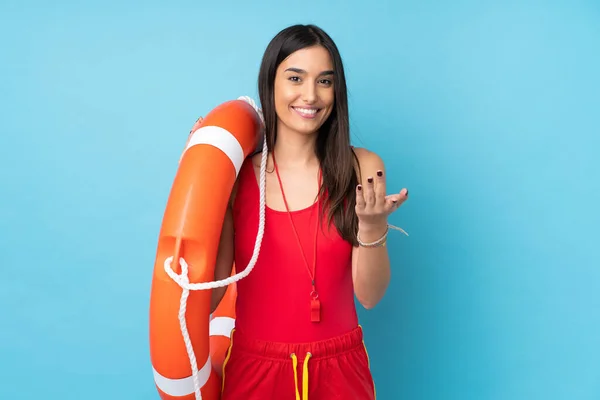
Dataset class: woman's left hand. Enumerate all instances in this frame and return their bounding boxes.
[179,116,204,164]
[355,169,408,229]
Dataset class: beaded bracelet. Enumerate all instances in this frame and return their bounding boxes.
[357,226,388,248]
[356,224,409,248]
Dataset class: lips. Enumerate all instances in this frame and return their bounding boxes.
[292,106,320,119]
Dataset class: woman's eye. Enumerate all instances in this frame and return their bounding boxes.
[289,76,301,82]
[319,79,332,86]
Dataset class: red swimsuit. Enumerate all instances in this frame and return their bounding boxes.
[221,158,375,400]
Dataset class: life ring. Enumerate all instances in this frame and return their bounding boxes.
[149,96,267,400]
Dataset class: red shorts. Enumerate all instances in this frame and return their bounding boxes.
[221,326,376,400]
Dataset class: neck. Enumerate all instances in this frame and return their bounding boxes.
[271,126,319,169]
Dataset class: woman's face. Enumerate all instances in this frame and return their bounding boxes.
[273,45,335,137]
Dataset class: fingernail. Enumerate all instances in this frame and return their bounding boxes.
[367,177,373,183]
[357,185,362,190]
[406,190,409,196]
[377,170,382,177]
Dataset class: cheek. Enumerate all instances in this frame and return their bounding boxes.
[320,88,335,106]
[275,85,296,105]
[274,95,288,118]
[322,95,335,119]
[320,90,335,119]
[274,87,298,117]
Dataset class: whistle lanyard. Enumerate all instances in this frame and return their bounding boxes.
[272,151,322,323]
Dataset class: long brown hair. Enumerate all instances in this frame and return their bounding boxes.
[257,24,360,246]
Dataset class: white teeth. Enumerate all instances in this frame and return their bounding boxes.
[294,107,318,115]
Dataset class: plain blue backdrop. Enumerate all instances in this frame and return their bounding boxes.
[1,1,599,399]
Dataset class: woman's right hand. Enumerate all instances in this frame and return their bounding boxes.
[179,116,204,164]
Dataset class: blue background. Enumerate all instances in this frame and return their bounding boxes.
[1,1,599,399]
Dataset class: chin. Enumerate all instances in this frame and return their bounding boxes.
[288,120,323,136]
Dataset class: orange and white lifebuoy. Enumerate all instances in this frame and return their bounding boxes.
[149,96,267,400]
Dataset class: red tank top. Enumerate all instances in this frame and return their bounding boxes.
[232,158,358,343]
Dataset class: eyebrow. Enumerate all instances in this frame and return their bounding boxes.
[285,67,334,76]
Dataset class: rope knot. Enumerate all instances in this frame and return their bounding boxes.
[163,256,191,288]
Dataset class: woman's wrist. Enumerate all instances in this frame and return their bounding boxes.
[357,221,388,245]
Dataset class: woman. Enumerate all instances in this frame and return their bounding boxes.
[185,24,408,400]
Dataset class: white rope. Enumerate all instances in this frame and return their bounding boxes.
[388,224,409,236]
[162,96,267,400]
[237,95,265,125]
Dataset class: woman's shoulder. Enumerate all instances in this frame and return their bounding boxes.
[350,146,386,182]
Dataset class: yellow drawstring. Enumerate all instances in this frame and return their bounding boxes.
[291,352,312,400]
[221,329,235,393]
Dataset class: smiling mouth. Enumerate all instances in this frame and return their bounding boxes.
[292,106,321,119]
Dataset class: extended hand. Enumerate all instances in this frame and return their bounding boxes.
[355,169,408,228]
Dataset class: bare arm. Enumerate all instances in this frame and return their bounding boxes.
[351,226,390,309]
[351,148,408,309]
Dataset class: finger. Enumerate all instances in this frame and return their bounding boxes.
[383,194,400,211]
[181,117,203,164]
[355,184,366,209]
[384,189,408,210]
[189,116,204,134]
[385,188,409,201]
[365,176,376,206]
[375,170,386,205]
[385,194,402,203]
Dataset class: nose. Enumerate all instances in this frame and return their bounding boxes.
[301,82,317,104]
